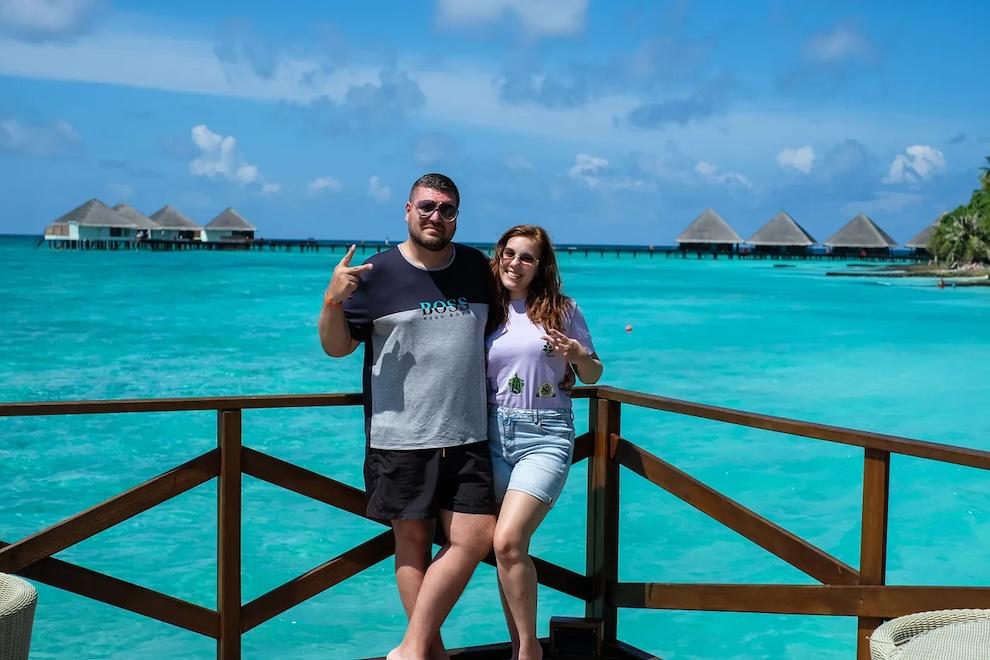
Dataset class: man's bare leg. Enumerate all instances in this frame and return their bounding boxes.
[387,510,496,660]
[392,519,448,660]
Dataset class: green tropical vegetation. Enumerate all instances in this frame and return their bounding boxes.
[930,156,990,265]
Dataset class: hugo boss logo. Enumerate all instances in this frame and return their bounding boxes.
[419,297,471,320]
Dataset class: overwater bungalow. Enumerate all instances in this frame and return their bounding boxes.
[112,204,160,239]
[905,220,938,259]
[747,210,816,256]
[149,205,202,240]
[202,207,256,243]
[823,213,897,258]
[677,208,742,255]
[43,198,140,243]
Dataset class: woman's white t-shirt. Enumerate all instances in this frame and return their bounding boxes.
[486,299,595,410]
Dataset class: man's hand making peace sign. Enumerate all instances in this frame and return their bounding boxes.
[324,244,374,305]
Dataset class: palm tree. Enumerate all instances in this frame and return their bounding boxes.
[931,207,990,265]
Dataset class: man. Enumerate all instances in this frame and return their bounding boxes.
[319,173,495,660]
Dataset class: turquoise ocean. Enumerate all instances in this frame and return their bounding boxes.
[1,235,988,659]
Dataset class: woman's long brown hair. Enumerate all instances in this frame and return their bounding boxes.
[488,224,570,334]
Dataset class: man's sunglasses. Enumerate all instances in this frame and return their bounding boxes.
[412,199,458,223]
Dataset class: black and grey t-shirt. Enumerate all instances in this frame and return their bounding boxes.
[344,244,492,450]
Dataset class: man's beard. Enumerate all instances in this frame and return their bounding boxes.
[409,224,452,252]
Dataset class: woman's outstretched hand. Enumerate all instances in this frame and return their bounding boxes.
[542,328,587,361]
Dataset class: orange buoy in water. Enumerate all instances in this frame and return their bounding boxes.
[625,324,633,333]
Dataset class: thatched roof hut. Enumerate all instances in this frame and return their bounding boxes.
[748,211,816,247]
[149,205,201,230]
[823,214,897,255]
[905,222,937,250]
[51,199,136,228]
[205,207,256,231]
[112,204,159,231]
[677,208,741,252]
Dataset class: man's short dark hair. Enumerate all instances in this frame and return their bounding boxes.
[410,173,459,207]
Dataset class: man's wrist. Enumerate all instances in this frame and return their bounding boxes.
[323,290,343,308]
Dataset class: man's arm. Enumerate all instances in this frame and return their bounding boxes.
[318,300,359,357]
[318,244,372,358]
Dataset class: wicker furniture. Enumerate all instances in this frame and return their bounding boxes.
[0,573,36,660]
[870,609,990,659]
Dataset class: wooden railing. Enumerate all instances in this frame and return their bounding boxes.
[1,387,988,659]
[591,385,990,659]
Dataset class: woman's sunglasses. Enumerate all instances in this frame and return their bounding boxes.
[500,247,540,267]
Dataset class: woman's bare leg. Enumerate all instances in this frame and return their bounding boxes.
[493,490,550,660]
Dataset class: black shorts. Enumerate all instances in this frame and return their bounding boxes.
[364,441,495,521]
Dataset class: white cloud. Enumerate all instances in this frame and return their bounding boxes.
[884,145,946,184]
[804,23,873,64]
[694,160,751,188]
[436,0,587,37]
[235,164,259,185]
[504,155,533,171]
[368,176,390,203]
[189,124,279,193]
[694,161,716,177]
[0,0,104,41]
[190,125,238,178]
[567,153,654,191]
[307,175,342,193]
[567,153,609,187]
[0,117,78,156]
[777,146,815,174]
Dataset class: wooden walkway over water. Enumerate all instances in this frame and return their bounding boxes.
[41,237,924,262]
[2,386,988,658]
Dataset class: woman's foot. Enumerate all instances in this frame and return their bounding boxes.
[385,642,446,660]
[385,647,416,660]
[517,638,543,660]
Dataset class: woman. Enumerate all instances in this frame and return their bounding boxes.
[486,224,603,660]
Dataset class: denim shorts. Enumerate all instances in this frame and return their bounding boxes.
[488,406,575,507]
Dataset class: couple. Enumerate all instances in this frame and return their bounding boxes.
[318,173,603,660]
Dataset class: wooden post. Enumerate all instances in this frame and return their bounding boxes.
[857,448,890,659]
[218,410,242,659]
[586,397,621,641]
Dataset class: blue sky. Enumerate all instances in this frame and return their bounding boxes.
[0,0,987,244]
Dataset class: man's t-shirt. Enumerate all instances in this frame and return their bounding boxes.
[486,299,595,410]
[344,244,492,450]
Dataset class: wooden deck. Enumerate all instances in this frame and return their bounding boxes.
[364,638,659,659]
